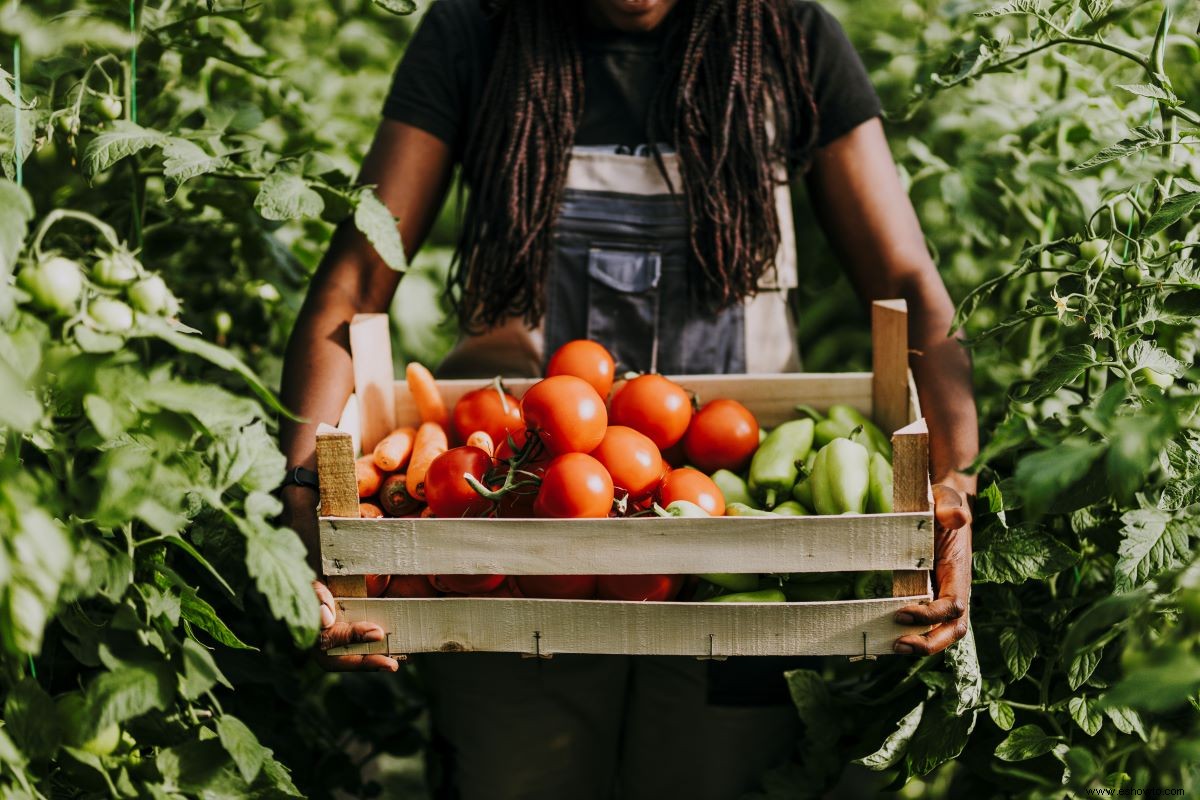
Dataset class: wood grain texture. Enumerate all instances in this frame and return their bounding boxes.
[325,596,933,657]
[872,299,911,438]
[320,513,934,576]
[349,314,396,455]
[315,425,358,518]
[892,418,932,597]
[327,576,367,598]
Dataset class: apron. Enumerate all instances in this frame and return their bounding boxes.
[436,145,801,379]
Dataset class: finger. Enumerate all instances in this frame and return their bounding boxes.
[932,484,971,531]
[312,581,338,627]
[894,617,968,656]
[894,596,966,626]
[318,621,386,651]
[317,653,401,672]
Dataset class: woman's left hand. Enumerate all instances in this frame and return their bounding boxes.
[892,484,973,655]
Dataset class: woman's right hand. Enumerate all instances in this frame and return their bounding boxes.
[313,580,400,672]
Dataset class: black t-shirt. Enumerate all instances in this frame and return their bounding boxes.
[383,0,881,161]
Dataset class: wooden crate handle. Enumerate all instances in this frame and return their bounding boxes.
[871,299,911,438]
[315,423,367,597]
[892,417,932,598]
[350,313,397,455]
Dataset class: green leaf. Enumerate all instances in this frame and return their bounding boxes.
[354,187,407,271]
[1011,345,1097,402]
[1116,83,1179,106]
[1068,696,1103,736]
[974,523,1080,583]
[1068,647,1102,691]
[241,517,318,647]
[4,679,61,759]
[180,588,256,650]
[155,739,250,795]
[162,137,231,184]
[216,715,267,784]
[906,701,976,776]
[988,700,1015,731]
[254,172,324,221]
[855,702,924,770]
[180,638,232,700]
[0,178,33,276]
[1100,704,1147,741]
[946,623,982,714]
[1126,340,1187,377]
[1072,128,1165,171]
[999,627,1037,680]
[0,356,41,431]
[995,724,1061,761]
[1102,652,1200,712]
[1142,192,1200,237]
[1013,441,1105,517]
[1115,509,1193,591]
[82,121,166,177]
[258,755,304,797]
[87,664,173,731]
[372,0,418,14]
[162,534,236,598]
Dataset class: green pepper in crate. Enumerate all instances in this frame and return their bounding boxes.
[791,451,817,510]
[699,573,761,593]
[705,588,787,603]
[772,500,809,516]
[725,502,776,517]
[827,403,892,461]
[854,571,893,599]
[866,452,894,514]
[809,438,870,515]
[748,419,814,508]
[710,469,756,508]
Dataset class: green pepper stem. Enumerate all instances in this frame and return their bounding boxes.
[764,489,777,508]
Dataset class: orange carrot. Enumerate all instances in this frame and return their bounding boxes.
[356,455,384,498]
[379,473,421,517]
[406,421,448,501]
[374,426,416,472]
[359,502,385,518]
[466,430,495,457]
[406,362,449,428]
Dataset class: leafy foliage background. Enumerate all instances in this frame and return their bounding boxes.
[1,0,1198,798]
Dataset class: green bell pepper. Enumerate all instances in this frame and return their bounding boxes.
[748,418,814,508]
[791,451,816,510]
[809,438,870,515]
[772,500,809,516]
[725,502,776,517]
[866,452,894,514]
[827,404,892,461]
[699,573,761,593]
[658,500,710,518]
[710,469,756,508]
[704,588,787,603]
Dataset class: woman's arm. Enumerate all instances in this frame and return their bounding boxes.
[804,117,977,655]
[279,120,453,670]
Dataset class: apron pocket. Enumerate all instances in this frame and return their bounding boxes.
[585,245,662,374]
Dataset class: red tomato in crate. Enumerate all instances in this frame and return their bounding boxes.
[424,446,494,518]
[479,578,523,598]
[682,399,760,473]
[657,467,725,516]
[432,575,507,595]
[609,374,693,450]
[515,575,599,600]
[522,375,608,455]
[451,384,523,446]
[546,340,616,399]
[533,453,615,518]
[597,575,684,602]
[365,575,391,597]
[589,426,663,500]
[383,575,439,598]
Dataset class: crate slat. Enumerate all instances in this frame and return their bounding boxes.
[319,512,933,576]
[327,596,932,657]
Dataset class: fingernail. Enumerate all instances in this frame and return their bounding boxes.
[390,660,400,672]
[319,606,334,627]
[364,629,385,642]
[894,643,914,654]
[894,612,914,624]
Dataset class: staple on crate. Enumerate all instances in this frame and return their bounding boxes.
[848,631,877,663]
[520,630,553,660]
[696,633,727,662]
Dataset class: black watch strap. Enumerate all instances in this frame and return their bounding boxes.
[281,466,320,492]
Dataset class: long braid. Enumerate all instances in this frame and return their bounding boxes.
[453,0,820,330]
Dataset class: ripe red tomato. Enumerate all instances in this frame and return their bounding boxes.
[521,375,608,455]
[515,575,599,600]
[534,453,615,518]
[589,426,663,500]
[365,575,391,597]
[682,399,760,473]
[479,578,523,597]
[424,446,494,517]
[494,429,549,474]
[609,374,693,450]
[546,340,616,399]
[432,574,507,594]
[383,575,439,597]
[451,384,523,446]
[597,574,683,601]
[657,468,725,516]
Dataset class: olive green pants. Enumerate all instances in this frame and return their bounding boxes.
[415,653,803,800]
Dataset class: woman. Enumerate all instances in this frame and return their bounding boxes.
[280,0,977,797]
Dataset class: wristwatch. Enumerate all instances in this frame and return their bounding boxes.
[280,466,320,492]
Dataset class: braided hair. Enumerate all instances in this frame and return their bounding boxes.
[451,0,820,332]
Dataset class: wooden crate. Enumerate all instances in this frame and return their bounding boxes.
[318,300,934,659]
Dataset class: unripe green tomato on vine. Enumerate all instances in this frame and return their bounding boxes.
[17,257,84,315]
[128,275,179,317]
[1122,264,1148,284]
[57,693,121,757]
[55,113,79,136]
[213,309,233,336]
[93,251,140,287]
[1079,238,1110,264]
[1134,367,1173,390]
[94,94,123,121]
[87,297,135,332]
